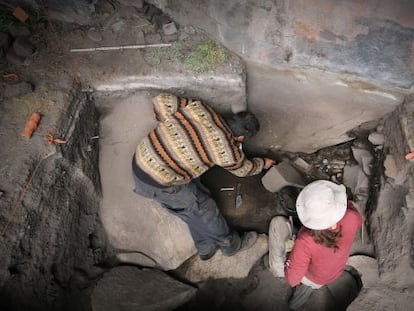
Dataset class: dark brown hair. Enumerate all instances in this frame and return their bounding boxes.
[224,111,260,139]
[308,226,343,250]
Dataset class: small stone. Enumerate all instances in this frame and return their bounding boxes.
[330,159,345,167]
[111,20,126,33]
[183,25,196,35]
[0,32,11,50]
[118,0,144,9]
[8,25,31,37]
[124,6,140,19]
[6,48,28,66]
[368,132,385,145]
[162,33,178,43]
[3,82,34,98]
[384,154,398,179]
[135,30,145,44]
[146,6,163,20]
[351,146,373,176]
[144,33,162,44]
[153,15,172,29]
[163,22,177,36]
[322,159,328,165]
[292,157,312,172]
[12,37,35,57]
[261,161,305,193]
[95,0,116,15]
[179,32,190,41]
[87,28,103,42]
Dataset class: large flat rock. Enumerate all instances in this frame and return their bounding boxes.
[98,92,196,270]
[180,234,269,282]
[245,64,403,153]
[92,266,197,311]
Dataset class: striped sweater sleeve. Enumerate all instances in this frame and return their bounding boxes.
[225,156,265,177]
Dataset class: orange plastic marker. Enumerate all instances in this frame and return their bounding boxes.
[22,112,41,138]
[405,152,414,161]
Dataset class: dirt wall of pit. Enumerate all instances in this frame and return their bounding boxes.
[0,86,107,311]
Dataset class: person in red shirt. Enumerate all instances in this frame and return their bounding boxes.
[269,180,363,309]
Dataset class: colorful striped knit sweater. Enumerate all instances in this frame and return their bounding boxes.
[134,93,265,186]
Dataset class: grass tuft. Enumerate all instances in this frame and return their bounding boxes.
[185,41,227,73]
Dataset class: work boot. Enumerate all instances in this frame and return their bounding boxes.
[269,216,292,277]
[222,231,258,256]
[199,246,219,261]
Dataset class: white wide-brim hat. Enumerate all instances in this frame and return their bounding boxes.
[296,180,347,230]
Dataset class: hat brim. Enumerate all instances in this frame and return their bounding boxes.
[296,182,347,230]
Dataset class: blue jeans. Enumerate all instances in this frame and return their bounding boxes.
[132,173,241,257]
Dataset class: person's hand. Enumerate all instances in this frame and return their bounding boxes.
[264,158,276,169]
[285,239,295,253]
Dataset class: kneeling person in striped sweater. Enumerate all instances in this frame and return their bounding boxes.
[132,93,275,260]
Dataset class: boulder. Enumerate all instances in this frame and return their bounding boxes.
[98,93,197,271]
[347,255,379,288]
[180,234,268,282]
[261,161,305,193]
[92,266,197,311]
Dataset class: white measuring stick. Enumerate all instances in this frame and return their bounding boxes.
[70,43,172,53]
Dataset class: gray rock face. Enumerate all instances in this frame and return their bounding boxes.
[370,178,414,288]
[92,266,197,311]
[148,0,414,89]
[373,97,414,288]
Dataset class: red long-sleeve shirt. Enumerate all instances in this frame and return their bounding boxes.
[285,202,363,287]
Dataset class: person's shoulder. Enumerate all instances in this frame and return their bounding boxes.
[296,228,313,242]
[295,228,318,253]
[343,201,363,225]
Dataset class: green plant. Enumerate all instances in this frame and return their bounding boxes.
[185,41,227,73]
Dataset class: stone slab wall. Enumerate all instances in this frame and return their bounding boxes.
[149,0,414,90]
[12,0,414,89]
